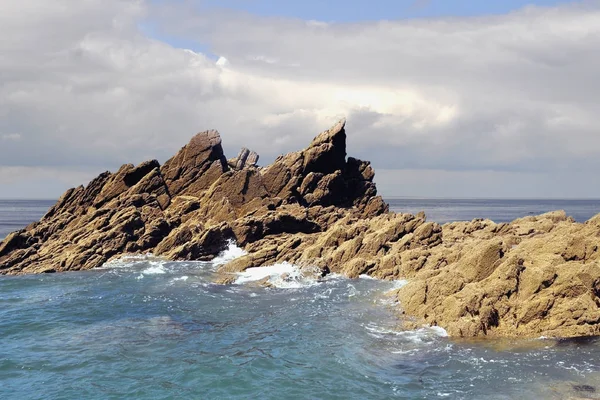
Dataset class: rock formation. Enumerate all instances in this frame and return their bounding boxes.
[1,119,599,339]
[0,118,384,275]
[228,147,259,170]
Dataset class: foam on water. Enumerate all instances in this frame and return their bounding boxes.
[366,323,449,343]
[390,279,409,289]
[428,326,449,337]
[212,240,247,266]
[358,274,377,280]
[235,262,323,288]
[235,262,296,284]
[99,253,162,269]
[359,274,408,289]
[358,274,409,301]
[141,264,167,275]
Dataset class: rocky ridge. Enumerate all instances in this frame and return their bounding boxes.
[1,120,599,339]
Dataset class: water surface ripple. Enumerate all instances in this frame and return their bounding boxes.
[2,199,600,399]
[1,262,600,399]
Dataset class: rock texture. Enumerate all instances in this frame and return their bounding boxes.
[1,119,599,339]
[228,147,259,170]
[392,212,600,338]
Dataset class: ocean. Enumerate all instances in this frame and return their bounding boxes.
[1,199,600,399]
[386,198,600,225]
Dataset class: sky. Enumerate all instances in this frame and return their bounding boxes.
[1,0,600,199]
[157,0,569,21]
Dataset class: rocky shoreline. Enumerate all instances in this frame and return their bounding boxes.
[1,120,599,339]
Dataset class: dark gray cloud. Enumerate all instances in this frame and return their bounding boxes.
[1,0,600,198]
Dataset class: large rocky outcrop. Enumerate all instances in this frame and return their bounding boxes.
[0,119,385,274]
[1,119,599,339]
[391,212,600,338]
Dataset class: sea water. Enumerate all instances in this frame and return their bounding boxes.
[1,199,600,399]
[387,198,600,224]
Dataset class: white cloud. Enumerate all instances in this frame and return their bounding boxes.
[1,0,600,198]
[216,56,230,67]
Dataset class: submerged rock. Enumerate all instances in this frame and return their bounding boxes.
[1,119,600,339]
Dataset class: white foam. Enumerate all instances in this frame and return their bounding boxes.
[428,326,449,337]
[347,283,358,297]
[391,279,409,289]
[172,276,189,282]
[235,262,297,284]
[212,240,247,266]
[234,262,322,288]
[367,323,448,343]
[359,274,377,280]
[99,253,161,269]
[359,274,409,293]
[141,264,166,275]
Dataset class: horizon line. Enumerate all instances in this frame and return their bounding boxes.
[2,196,600,201]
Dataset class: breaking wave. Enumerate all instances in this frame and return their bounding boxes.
[99,253,163,269]
[235,262,325,289]
[212,240,247,266]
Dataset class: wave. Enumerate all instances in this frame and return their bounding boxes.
[212,240,247,266]
[99,253,163,269]
[99,239,246,272]
[366,323,449,344]
[141,264,167,275]
[234,262,325,289]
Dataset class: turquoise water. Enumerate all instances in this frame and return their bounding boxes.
[2,258,600,399]
[2,200,600,399]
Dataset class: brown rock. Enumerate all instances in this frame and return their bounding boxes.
[228,147,260,170]
[161,129,229,196]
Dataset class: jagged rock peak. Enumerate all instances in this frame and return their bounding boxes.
[160,129,229,197]
[228,147,260,170]
[310,117,346,147]
[188,129,223,150]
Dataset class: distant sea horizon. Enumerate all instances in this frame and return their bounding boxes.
[4,196,600,202]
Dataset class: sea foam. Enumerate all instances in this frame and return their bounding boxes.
[99,253,162,269]
[212,240,247,266]
[235,262,322,289]
[366,323,449,344]
[141,264,167,275]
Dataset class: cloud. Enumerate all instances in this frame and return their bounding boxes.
[2,133,21,141]
[1,0,600,198]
